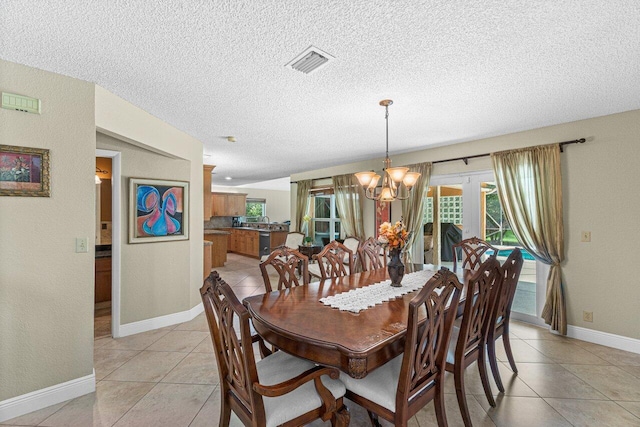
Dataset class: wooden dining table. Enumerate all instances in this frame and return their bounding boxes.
[243,266,469,379]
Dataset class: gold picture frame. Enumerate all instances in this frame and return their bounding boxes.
[0,144,50,197]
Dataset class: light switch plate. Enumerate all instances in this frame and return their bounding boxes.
[76,237,88,253]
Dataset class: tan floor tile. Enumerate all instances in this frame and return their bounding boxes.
[191,336,214,353]
[146,330,209,353]
[100,328,172,351]
[216,270,250,285]
[0,402,68,426]
[619,365,640,379]
[617,401,640,419]
[572,341,640,366]
[516,363,607,399]
[524,340,610,365]
[113,383,213,427]
[413,393,496,427]
[104,351,187,382]
[173,314,209,332]
[508,322,569,341]
[562,364,640,401]
[161,352,219,385]
[494,339,554,364]
[478,396,572,426]
[443,361,537,399]
[231,285,263,301]
[544,398,640,427]
[39,381,155,427]
[94,336,115,349]
[94,348,140,380]
[188,387,244,427]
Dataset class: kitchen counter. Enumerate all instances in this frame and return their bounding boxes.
[204,229,231,235]
[227,227,287,233]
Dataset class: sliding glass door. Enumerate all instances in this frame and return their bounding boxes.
[424,171,544,321]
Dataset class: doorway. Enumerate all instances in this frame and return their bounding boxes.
[95,149,122,338]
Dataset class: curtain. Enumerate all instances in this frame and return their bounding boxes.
[401,162,432,265]
[295,180,312,233]
[332,174,365,239]
[491,144,566,335]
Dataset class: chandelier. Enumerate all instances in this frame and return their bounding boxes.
[355,100,420,201]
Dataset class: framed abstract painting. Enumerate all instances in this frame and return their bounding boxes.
[374,199,391,237]
[0,144,50,197]
[129,178,189,243]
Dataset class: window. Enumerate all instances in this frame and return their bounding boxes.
[312,194,340,245]
[245,198,266,222]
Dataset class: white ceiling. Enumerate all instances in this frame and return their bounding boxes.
[2,1,640,186]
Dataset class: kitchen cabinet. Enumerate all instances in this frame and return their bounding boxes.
[203,166,215,218]
[228,228,259,258]
[95,257,112,303]
[204,231,229,267]
[211,192,247,216]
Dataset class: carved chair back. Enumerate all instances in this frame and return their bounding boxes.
[492,248,524,334]
[200,272,264,424]
[259,247,309,292]
[452,236,498,272]
[395,268,463,422]
[315,240,354,280]
[359,237,386,271]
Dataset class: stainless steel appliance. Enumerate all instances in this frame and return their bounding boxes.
[259,232,270,257]
[232,216,242,227]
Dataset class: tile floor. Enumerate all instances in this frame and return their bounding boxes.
[4,253,640,426]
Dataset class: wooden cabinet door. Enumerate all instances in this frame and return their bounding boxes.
[211,194,227,216]
[203,166,214,219]
[95,257,112,303]
[248,232,259,257]
[229,194,246,216]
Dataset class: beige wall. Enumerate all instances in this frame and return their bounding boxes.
[0,60,96,400]
[211,185,291,223]
[292,109,640,340]
[95,86,205,311]
[96,133,192,324]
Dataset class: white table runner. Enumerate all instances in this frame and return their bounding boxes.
[319,269,436,313]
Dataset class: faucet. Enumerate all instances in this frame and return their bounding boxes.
[262,216,270,224]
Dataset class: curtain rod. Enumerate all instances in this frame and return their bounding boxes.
[290,138,586,184]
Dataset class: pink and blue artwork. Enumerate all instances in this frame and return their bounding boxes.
[129,178,189,243]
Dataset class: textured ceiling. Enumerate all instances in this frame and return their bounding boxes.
[2,1,640,186]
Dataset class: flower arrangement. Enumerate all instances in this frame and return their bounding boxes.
[377,220,410,250]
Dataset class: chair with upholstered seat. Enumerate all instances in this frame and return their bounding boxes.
[359,237,386,271]
[339,268,464,427]
[260,232,305,262]
[487,248,524,393]
[452,237,498,272]
[259,247,309,293]
[308,240,354,281]
[342,236,361,272]
[200,271,350,427]
[445,257,502,427]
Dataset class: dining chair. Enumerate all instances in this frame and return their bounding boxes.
[259,247,309,292]
[339,268,464,427]
[452,237,498,272]
[308,240,354,281]
[200,271,350,427]
[445,257,502,427]
[487,248,524,393]
[343,236,361,272]
[359,237,386,271]
[260,231,305,262]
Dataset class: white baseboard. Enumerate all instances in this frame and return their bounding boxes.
[118,302,204,337]
[565,324,640,354]
[0,371,95,423]
[513,316,640,355]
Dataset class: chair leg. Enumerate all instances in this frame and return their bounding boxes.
[478,351,496,407]
[219,393,231,427]
[454,363,472,427]
[488,339,505,393]
[502,328,518,374]
[433,382,449,427]
[367,410,382,427]
[331,403,350,427]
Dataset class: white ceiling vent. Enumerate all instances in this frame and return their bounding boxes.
[286,46,334,74]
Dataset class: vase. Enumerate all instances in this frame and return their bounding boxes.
[387,248,405,287]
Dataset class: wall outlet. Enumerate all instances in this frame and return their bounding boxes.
[581,231,591,242]
[75,237,88,253]
[583,311,593,322]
